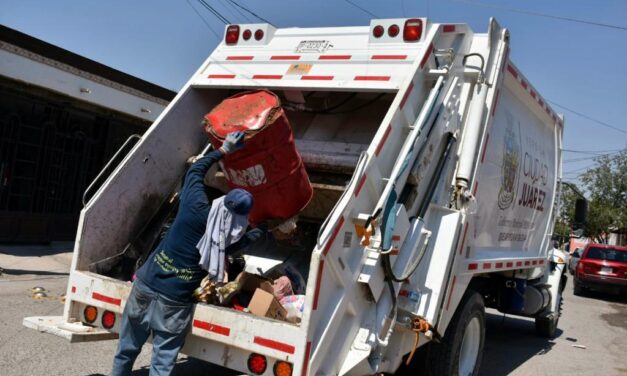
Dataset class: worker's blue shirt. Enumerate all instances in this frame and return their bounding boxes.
[136,150,229,302]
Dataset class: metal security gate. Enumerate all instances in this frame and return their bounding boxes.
[0,81,147,242]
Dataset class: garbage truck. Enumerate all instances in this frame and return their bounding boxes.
[24,17,571,376]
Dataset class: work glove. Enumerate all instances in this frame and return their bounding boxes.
[219,131,245,154]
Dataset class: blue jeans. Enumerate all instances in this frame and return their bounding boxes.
[111,279,193,376]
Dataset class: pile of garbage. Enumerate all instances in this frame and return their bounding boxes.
[193,263,306,323]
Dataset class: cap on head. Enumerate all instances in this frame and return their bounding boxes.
[224,188,253,216]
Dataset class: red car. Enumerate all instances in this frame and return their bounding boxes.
[574,243,627,296]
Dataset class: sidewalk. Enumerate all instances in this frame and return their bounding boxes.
[0,242,74,282]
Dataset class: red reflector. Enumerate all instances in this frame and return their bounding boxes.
[373,25,384,38]
[243,29,252,41]
[102,310,116,329]
[404,18,423,42]
[248,353,267,375]
[225,25,240,45]
[388,24,400,37]
[254,29,264,40]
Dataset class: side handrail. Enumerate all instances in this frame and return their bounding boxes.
[316,150,369,248]
[82,134,142,207]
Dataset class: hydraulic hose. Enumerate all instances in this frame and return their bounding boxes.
[381,132,457,282]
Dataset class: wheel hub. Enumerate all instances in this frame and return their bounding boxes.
[459,317,481,376]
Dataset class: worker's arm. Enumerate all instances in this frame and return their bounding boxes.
[180,131,245,209]
[179,149,224,209]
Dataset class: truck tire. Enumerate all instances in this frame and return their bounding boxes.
[535,270,566,338]
[426,290,485,376]
[535,289,562,338]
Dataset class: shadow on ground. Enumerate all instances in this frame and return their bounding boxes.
[0,241,75,257]
[86,356,239,376]
[397,311,560,376]
[479,311,561,375]
[0,267,68,276]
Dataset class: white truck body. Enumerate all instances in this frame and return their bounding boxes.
[25,18,566,375]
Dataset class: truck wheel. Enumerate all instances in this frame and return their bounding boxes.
[427,290,485,376]
[535,288,562,338]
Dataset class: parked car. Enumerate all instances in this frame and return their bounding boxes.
[573,244,627,296]
[568,247,584,275]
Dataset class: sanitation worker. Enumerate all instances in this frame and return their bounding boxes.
[111,131,264,376]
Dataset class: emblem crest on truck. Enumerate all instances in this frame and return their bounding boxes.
[498,113,521,210]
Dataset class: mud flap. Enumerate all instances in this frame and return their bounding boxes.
[23,316,118,343]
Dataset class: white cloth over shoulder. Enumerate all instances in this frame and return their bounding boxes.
[196,196,247,282]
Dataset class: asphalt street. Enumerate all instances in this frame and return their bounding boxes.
[0,244,625,376]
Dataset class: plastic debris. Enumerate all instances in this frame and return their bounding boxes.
[280,295,305,323]
[572,344,587,349]
[31,286,47,293]
[272,276,293,301]
[32,291,48,299]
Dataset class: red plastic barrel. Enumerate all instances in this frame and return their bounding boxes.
[204,90,313,225]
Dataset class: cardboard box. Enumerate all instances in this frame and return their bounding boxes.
[248,288,287,321]
[236,272,274,295]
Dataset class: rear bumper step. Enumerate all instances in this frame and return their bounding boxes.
[23,316,118,343]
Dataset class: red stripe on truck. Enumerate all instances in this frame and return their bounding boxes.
[318,55,351,60]
[71,286,76,293]
[371,55,407,60]
[506,64,518,78]
[400,81,414,109]
[375,124,392,156]
[254,336,295,354]
[420,43,434,69]
[443,24,456,33]
[208,74,236,79]
[322,216,345,256]
[458,224,468,256]
[491,89,500,117]
[480,133,490,163]
[468,263,478,270]
[354,75,391,81]
[312,260,324,310]
[271,55,300,60]
[301,341,312,376]
[446,276,457,310]
[354,174,367,197]
[193,320,230,336]
[252,74,283,80]
[301,75,334,81]
[92,292,121,306]
[226,56,253,60]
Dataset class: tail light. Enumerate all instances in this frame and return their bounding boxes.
[274,361,293,376]
[372,25,384,38]
[403,18,423,41]
[243,29,252,41]
[254,29,264,41]
[102,310,116,329]
[225,25,240,45]
[388,24,400,37]
[83,306,97,323]
[248,353,267,375]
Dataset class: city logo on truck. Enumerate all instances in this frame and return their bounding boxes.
[497,114,520,210]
